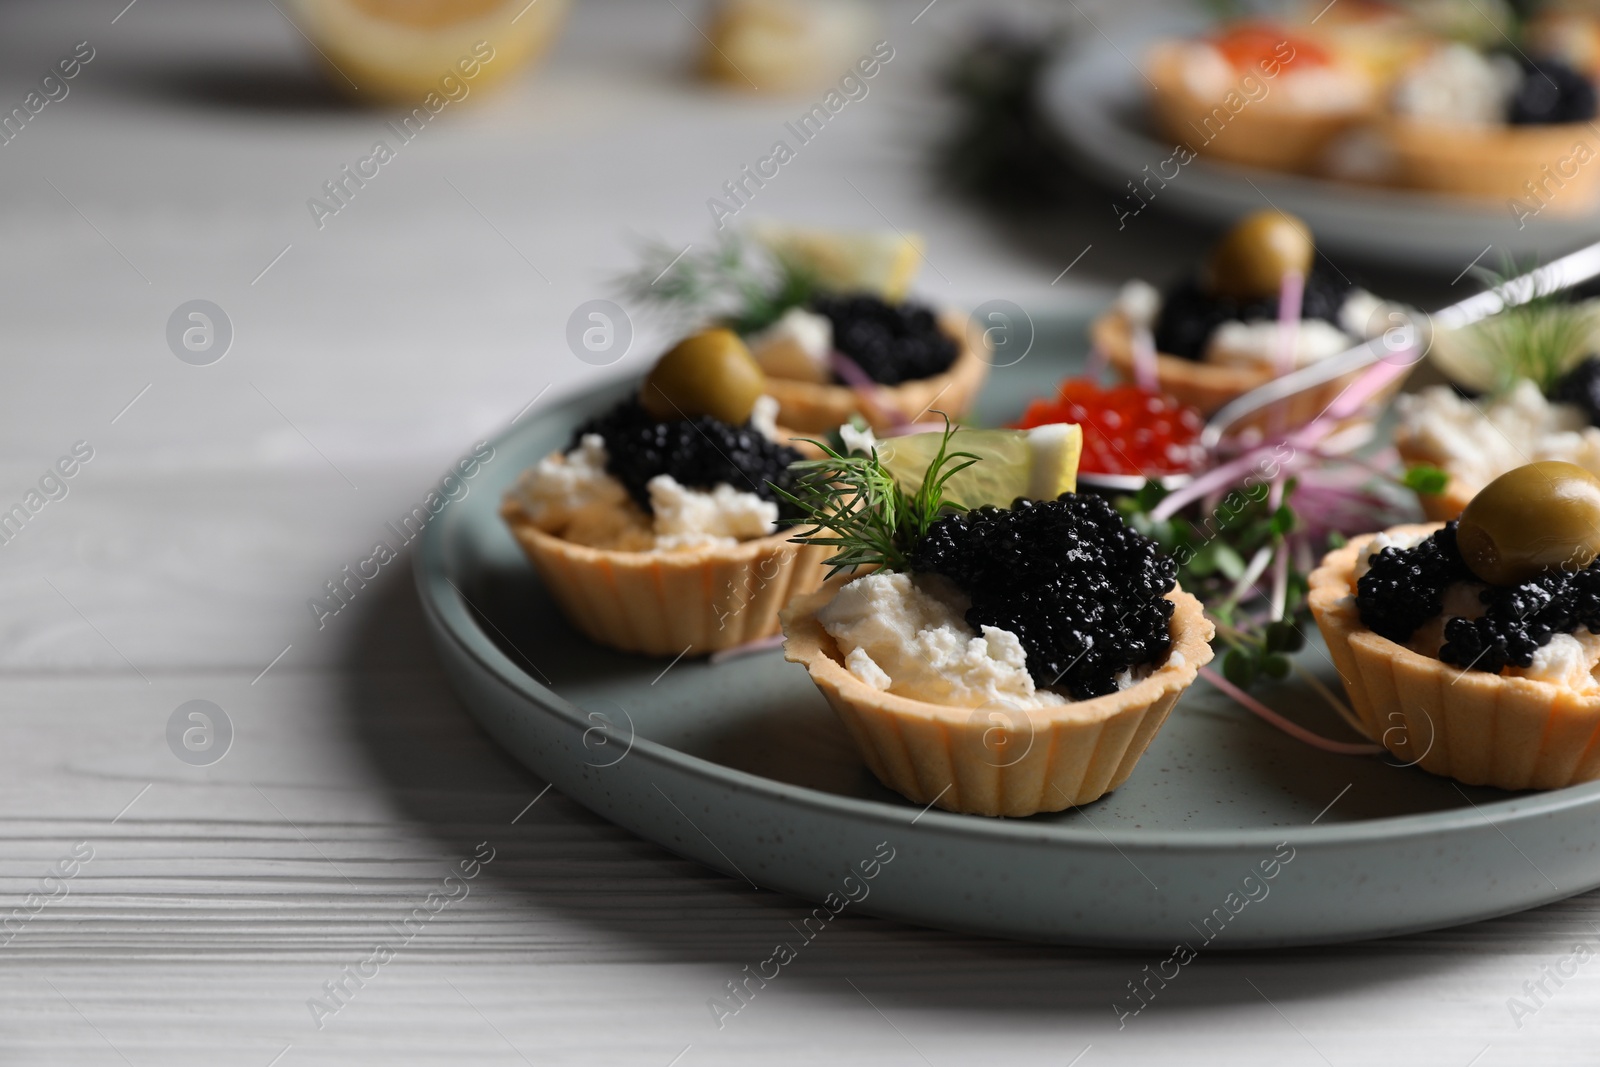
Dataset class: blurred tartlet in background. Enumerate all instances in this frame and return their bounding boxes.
[621,226,988,435]
[1372,38,1600,208]
[1145,20,1380,172]
[1142,0,1600,210]
[1093,210,1410,425]
[290,0,569,102]
[1398,293,1600,519]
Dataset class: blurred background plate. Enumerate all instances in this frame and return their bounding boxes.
[416,322,1600,948]
[1040,43,1600,269]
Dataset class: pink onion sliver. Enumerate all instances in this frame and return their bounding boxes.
[1131,327,1160,394]
[1149,445,1283,522]
[1199,666,1385,756]
[1275,269,1304,381]
[830,351,906,433]
[1322,356,1411,422]
[1269,270,1305,435]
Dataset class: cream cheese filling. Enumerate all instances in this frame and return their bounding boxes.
[512,402,784,551]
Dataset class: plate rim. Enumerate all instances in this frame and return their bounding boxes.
[415,375,1600,852]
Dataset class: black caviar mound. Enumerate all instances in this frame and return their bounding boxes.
[1509,56,1598,126]
[570,399,803,520]
[910,494,1178,700]
[1440,561,1600,674]
[810,293,958,386]
[1152,264,1354,362]
[1356,522,1600,674]
[1550,355,1600,426]
[1355,523,1475,644]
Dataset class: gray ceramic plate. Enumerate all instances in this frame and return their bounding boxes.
[1039,43,1600,268]
[416,322,1600,948]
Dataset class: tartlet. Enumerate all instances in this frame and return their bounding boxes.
[1395,379,1599,521]
[784,579,1211,816]
[624,228,990,435]
[774,425,1213,816]
[1097,210,1411,424]
[1310,465,1600,789]
[756,308,989,434]
[1362,44,1600,208]
[502,328,828,656]
[1145,21,1378,173]
[505,519,827,655]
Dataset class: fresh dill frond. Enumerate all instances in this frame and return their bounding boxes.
[1472,297,1594,393]
[1466,258,1598,393]
[773,416,977,578]
[614,232,819,335]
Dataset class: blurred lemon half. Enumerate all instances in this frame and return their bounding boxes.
[878,424,1082,509]
[752,223,924,302]
[290,0,569,103]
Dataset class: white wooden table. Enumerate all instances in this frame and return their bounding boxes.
[1,0,1594,1062]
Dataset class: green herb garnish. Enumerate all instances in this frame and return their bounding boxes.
[774,416,977,578]
[1120,477,1320,691]
[617,233,818,335]
[1403,464,1450,495]
[1462,260,1597,393]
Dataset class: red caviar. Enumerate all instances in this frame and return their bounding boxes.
[1015,378,1205,477]
[1213,22,1330,70]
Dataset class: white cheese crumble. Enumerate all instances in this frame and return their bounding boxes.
[838,421,877,456]
[1116,280,1162,331]
[1122,285,1399,370]
[513,434,654,551]
[514,434,777,551]
[750,393,781,442]
[1396,381,1600,497]
[649,474,778,549]
[1172,41,1235,100]
[1515,631,1600,690]
[1392,43,1521,126]
[1205,317,1354,370]
[819,571,1068,708]
[749,307,833,384]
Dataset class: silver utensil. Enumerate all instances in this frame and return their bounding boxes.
[1074,239,1600,493]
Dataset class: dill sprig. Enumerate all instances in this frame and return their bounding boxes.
[1464,260,1597,393]
[1472,296,1594,393]
[774,417,977,578]
[615,232,818,335]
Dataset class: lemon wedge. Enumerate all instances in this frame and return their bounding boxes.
[751,223,924,302]
[290,0,569,102]
[878,424,1082,509]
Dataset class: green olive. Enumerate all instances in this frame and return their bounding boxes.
[1205,210,1316,302]
[640,328,765,424]
[1456,461,1600,586]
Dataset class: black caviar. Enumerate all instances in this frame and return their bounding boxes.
[910,494,1178,700]
[1550,355,1600,426]
[1440,562,1600,673]
[1509,56,1598,126]
[810,293,958,385]
[1355,523,1475,644]
[1356,521,1600,673]
[1152,264,1354,362]
[570,399,802,519]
